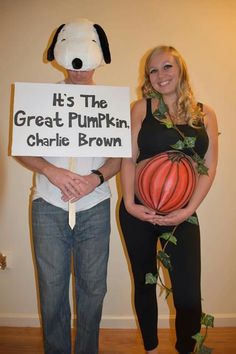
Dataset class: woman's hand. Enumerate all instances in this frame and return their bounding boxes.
[125,202,156,223]
[153,208,193,226]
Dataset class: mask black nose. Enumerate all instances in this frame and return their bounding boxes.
[72,58,83,69]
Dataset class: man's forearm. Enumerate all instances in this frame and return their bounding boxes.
[14,156,52,175]
[97,158,121,182]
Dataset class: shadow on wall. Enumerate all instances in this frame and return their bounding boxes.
[8,84,15,156]
[0,85,15,211]
[0,139,6,207]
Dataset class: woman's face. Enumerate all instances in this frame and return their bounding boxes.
[148,51,180,97]
[66,69,95,85]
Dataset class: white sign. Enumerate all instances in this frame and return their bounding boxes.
[11,82,131,157]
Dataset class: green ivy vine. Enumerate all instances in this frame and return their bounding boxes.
[149,91,209,175]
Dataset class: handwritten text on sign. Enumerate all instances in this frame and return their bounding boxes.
[11,82,131,157]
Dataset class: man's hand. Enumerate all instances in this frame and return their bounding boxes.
[61,172,101,202]
[44,164,88,201]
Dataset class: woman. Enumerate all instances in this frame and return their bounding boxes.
[119,46,218,354]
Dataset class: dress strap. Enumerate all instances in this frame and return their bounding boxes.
[146,98,152,117]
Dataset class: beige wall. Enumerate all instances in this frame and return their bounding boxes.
[1,0,236,328]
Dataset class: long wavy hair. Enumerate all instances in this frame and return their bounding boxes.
[142,45,204,126]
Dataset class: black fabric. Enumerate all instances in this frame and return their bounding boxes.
[137,98,209,163]
[119,199,201,352]
[47,24,65,61]
[94,24,111,63]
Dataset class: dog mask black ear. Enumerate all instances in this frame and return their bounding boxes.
[93,24,111,64]
[47,24,65,61]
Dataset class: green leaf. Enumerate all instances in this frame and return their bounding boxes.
[159,232,177,245]
[198,345,213,353]
[171,140,185,150]
[157,250,172,270]
[150,93,168,119]
[149,91,162,99]
[158,96,168,117]
[145,273,157,285]
[184,136,196,148]
[201,313,214,328]
[171,136,196,149]
[192,332,205,351]
[192,153,202,163]
[186,216,199,225]
[192,153,209,176]
[159,117,174,128]
[197,163,209,176]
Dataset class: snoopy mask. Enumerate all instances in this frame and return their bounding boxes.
[47,18,111,71]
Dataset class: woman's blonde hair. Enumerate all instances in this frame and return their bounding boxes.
[142,45,204,126]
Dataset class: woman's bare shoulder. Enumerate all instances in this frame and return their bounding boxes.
[131,98,147,118]
[201,103,218,136]
[202,103,217,125]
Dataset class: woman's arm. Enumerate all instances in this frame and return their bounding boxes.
[154,104,218,225]
[121,99,156,222]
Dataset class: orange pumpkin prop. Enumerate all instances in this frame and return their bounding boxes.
[135,151,197,214]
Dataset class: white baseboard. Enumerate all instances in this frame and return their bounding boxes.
[0,314,41,327]
[97,314,236,328]
[100,314,175,328]
[0,313,236,328]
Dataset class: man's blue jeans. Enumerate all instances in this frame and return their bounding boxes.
[32,198,110,354]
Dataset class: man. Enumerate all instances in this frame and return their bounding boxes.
[15,19,121,354]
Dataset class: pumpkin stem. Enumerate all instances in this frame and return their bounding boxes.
[167,150,185,162]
